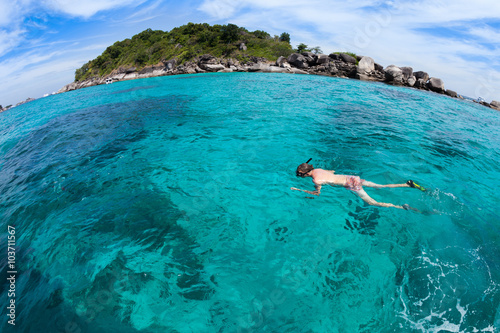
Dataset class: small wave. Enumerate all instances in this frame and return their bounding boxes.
[396,245,498,331]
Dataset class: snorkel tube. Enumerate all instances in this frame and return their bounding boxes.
[305,158,312,164]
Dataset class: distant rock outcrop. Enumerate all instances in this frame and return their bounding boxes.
[287,53,309,68]
[490,100,500,110]
[427,77,445,93]
[339,53,356,64]
[357,56,375,74]
[445,89,458,98]
[385,65,404,84]
[414,71,429,82]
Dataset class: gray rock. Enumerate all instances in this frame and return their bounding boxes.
[384,65,403,84]
[414,71,429,82]
[357,56,375,74]
[316,54,329,65]
[329,65,339,75]
[276,56,288,67]
[201,64,226,72]
[329,53,340,60]
[339,53,357,64]
[427,77,445,93]
[401,67,413,81]
[164,59,176,70]
[226,59,239,67]
[490,100,500,110]
[239,43,247,51]
[123,73,138,80]
[248,63,270,72]
[138,66,154,74]
[117,66,136,74]
[407,76,416,87]
[290,68,309,74]
[112,74,125,81]
[356,73,379,81]
[58,82,78,93]
[374,63,384,72]
[301,52,317,65]
[445,89,457,98]
[414,78,426,89]
[287,53,309,68]
[267,66,291,73]
[198,54,218,65]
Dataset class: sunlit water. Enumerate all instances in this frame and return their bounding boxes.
[1,73,499,332]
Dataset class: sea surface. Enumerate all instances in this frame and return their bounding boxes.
[1,72,499,332]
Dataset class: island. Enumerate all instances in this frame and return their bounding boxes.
[57,23,499,112]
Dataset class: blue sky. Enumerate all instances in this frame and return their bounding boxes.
[1,0,499,106]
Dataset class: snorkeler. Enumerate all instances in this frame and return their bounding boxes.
[291,158,425,211]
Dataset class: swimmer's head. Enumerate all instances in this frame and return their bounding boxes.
[296,162,314,177]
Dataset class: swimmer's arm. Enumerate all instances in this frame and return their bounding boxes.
[291,184,322,196]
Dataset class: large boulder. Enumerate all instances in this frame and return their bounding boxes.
[58,82,78,93]
[427,77,445,93]
[248,63,270,72]
[357,56,375,74]
[117,66,136,74]
[414,71,429,82]
[239,43,247,51]
[164,59,176,70]
[445,89,457,98]
[384,65,403,84]
[202,64,225,72]
[400,67,413,81]
[414,78,426,89]
[198,54,224,71]
[339,53,357,64]
[407,76,416,87]
[276,56,287,67]
[287,53,309,68]
[329,53,340,60]
[198,54,218,65]
[490,100,500,110]
[301,52,317,65]
[316,54,329,65]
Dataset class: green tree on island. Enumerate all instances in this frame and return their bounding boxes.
[296,43,310,53]
[310,46,323,54]
[279,32,290,43]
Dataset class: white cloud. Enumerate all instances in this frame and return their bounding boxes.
[0,29,26,57]
[45,0,147,18]
[198,0,241,19]
[0,41,107,105]
[468,26,500,45]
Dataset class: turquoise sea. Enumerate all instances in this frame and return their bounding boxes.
[1,72,499,332]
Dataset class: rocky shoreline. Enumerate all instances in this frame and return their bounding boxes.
[58,53,500,111]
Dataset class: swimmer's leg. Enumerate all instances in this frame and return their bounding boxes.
[362,180,409,189]
[354,188,405,209]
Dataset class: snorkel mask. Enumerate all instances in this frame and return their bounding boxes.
[296,158,313,177]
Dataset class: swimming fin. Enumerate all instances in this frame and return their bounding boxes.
[407,180,426,192]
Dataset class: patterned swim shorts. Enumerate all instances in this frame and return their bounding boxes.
[344,176,365,192]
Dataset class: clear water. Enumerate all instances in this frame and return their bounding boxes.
[1,73,499,332]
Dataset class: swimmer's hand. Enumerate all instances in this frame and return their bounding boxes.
[291,187,320,196]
